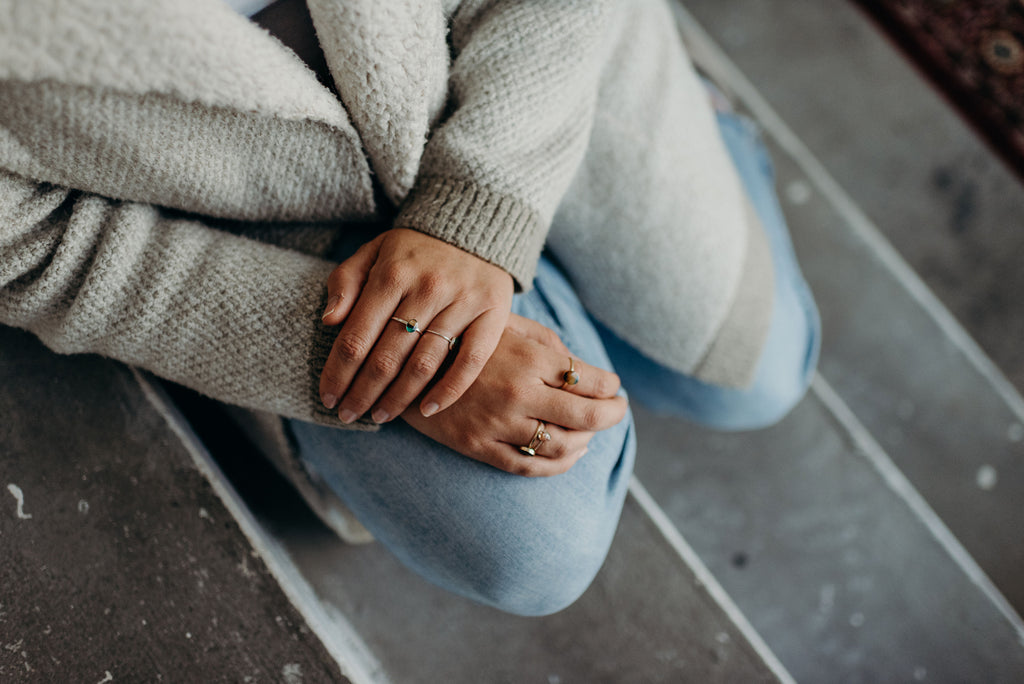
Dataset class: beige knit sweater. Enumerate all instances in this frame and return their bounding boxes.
[0,0,772,431]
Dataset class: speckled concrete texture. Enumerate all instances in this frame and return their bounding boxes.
[0,327,346,683]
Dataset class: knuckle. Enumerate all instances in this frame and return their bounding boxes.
[455,427,484,454]
[581,404,604,431]
[327,265,345,288]
[548,438,571,459]
[418,271,446,299]
[460,347,491,371]
[368,350,404,381]
[378,263,406,292]
[336,332,371,364]
[344,396,372,415]
[432,380,465,405]
[502,379,531,405]
[408,352,441,381]
[320,367,345,389]
[374,394,405,418]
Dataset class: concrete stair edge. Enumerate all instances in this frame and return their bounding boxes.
[128,368,390,684]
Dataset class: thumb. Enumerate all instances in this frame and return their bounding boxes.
[321,235,382,325]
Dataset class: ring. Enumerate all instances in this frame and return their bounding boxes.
[560,357,580,389]
[390,316,422,334]
[519,420,551,457]
[424,328,458,351]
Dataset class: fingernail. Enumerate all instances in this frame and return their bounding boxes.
[371,408,390,424]
[321,295,340,320]
[339,408,358,424]
[321,393,338,410]
[422,402,440,418]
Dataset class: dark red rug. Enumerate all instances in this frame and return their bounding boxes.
[851,0,1024,181]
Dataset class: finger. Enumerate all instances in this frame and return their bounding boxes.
[542,354,621,400]
[318,276,403,415]
[535,390,629,433]
[505,314,571,355]
[338,307,447,424]
[506,420,592,462]
[332,304,436,422]
[321,237,382,325]
[370,306,463,423]
[476,440,587,478]
[419,308,506,417]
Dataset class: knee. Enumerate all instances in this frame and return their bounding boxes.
[700,293,820,432]
[716,367,812,431]
[702,338,818,432]
[436,425,632,616]
[461,532,607,617]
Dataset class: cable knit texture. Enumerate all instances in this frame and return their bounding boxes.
[0,0,773,433]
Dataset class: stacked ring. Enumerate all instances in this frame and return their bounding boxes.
[519,421,551,457]
[391,316,422,334]
[424,328,458,351]
[561,357,580,388]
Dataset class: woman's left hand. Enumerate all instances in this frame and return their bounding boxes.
[319,228,514,424]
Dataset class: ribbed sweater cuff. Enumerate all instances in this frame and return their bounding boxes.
[394,177,547,290]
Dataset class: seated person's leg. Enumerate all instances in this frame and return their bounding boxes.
[599,110,820,431]
[288,251,635,617]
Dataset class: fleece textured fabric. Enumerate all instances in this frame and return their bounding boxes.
[0,0,773,431]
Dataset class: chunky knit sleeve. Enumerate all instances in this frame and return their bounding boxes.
[394,0,614,290]
[0,171,359,429]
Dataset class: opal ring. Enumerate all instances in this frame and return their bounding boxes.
[519,421,551,457]
[424,328,458,351]
[560,357,580,389]
[390,316,422,334]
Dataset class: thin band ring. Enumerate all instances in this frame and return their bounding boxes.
[519,420,551,457]
[390,316,422,334]
[424,328,458,351]
[560,357,580,389]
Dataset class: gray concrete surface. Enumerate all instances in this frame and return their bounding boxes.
[634,390,1024,682]
[772,138,1024,613]
[684,0,1024,400]
[639,2,1024,680]
[0,328,346,683]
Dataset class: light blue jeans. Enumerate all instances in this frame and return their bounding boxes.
[287,111,820,616]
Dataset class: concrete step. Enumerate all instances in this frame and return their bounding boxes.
[683,0,1024,398]
[177,385,791,684]
[626,3,1024,681]
[684,0,1024,615]
[0,328,349,682]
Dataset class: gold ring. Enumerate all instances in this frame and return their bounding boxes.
[519,421,551,457]
[391,316,422,334]
[424,328,458,351]
[560,357,580,389]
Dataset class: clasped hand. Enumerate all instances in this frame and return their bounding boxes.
[320,228,514,423]
[318,228,627,476]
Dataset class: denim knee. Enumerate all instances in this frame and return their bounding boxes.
[437,431,633,615]
[464,542,603,617]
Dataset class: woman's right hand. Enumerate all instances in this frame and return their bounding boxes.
[401,314,628,477]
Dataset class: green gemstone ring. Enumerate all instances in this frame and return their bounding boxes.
[390,316,422,334]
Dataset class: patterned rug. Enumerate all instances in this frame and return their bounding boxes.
[851,0,1024,180]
